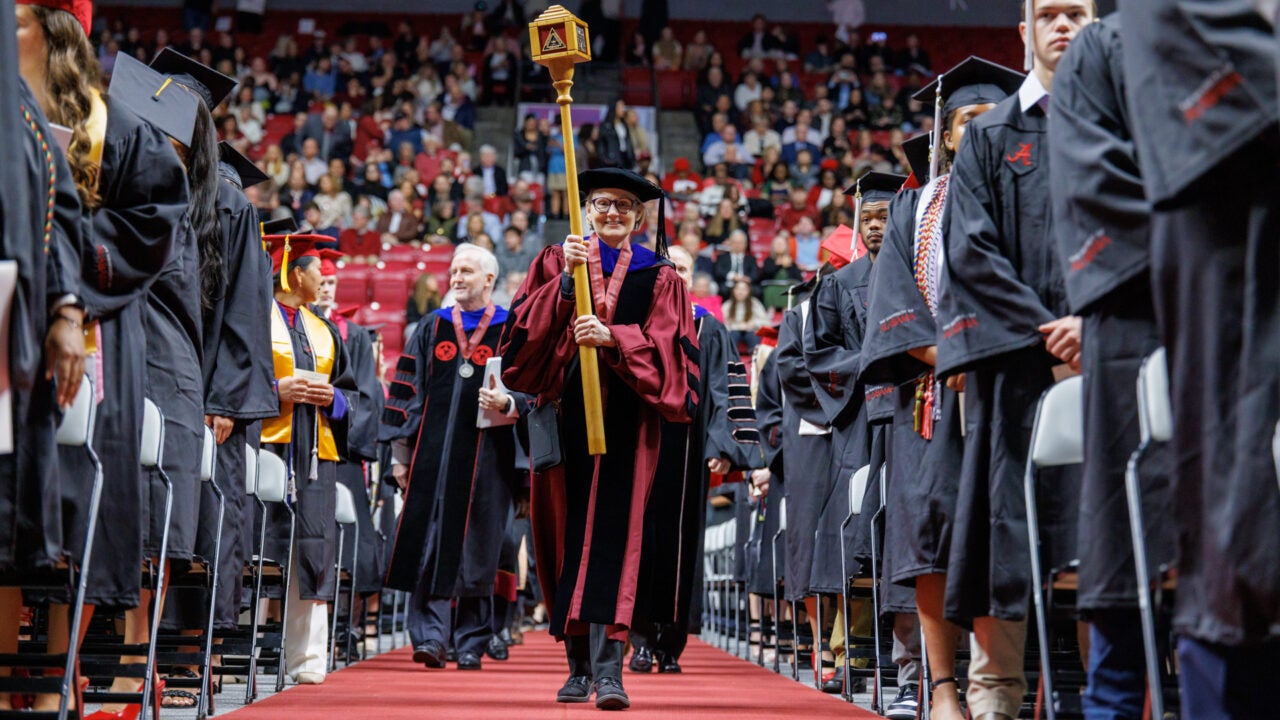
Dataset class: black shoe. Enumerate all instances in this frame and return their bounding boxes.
[656,652,681,674]
[486,635,509,661]
[556,675,593,703]
[445,646,457,663]
[456,651,482,670]
[593,677,630,710]
[628,646,653,673]
[885,683,919,720]
[412,640,447,669]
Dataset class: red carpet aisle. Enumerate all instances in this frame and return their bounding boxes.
[222,632,878,719]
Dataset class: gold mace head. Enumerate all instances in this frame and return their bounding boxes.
[529,5,591,67]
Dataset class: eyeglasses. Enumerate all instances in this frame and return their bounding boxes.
[588,197,638,214]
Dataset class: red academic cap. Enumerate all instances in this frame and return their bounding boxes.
[820,157,840,171]
[755,325,779,348]
[17,0,91,36]
[335,305,361,319]
[672,157,691,172]
[318,248,345,277]
[264,234,324,291]
[819,225,857,269]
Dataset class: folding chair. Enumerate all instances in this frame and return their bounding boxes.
[194,427,223,720]
[1023,376,1084,720]
[866,464,888,712]
[245,450,293,700]
[330,483,359,671]
[770,497,788,675]
[133,399,171,720]
[838,465,870,702]
[1126,348,1171,720]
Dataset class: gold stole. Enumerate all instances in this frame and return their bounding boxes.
[261,304,339,461]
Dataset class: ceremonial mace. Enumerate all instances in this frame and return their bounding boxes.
[530,7,607,455]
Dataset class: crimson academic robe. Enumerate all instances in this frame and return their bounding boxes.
[500,239,698,638]
[0,81,83,578]
[380,306,521,598]
[58,97,186,608]
[636,309,759,635]
[935,88,1079,627]
[1048,16,1172,616]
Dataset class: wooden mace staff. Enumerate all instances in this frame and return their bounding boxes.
[530,6,606,455]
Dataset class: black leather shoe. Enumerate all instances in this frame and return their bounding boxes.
[594,677,630,710]
[486,635,509,661]
[445,646,457,663]
[412,640,447,669]
[628,646,653,673]
[556,675,593,703]
[656,653,682,674]
[456,651,482,670]
[821,665,844,694]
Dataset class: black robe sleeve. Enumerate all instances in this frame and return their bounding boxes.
[205,186,278,419]
[753,350,785,471]
[776,304,831,428]
[379,315,439,441]
[318,314,359,461]
[699,316,760,471]
[1049,17,1151,315]
[81,97,186,320]
[343,323,384,462]
[861,190,935,385]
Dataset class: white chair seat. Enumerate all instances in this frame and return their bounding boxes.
[334,484,357,525]
[848,465,870,516]
[55,374,95,447]
[1030,376,1084,467]
[200,427,216,482]
[256,451,288,504]
[1139,348,1172,444]
[140,399,163,468]
[244,444,259,495]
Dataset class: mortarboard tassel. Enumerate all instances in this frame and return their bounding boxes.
[280,235,292,292]
[1024,0,1036,72]
[852,182,863,256]
[930,74,944,182]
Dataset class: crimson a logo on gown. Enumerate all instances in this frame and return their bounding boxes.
[472,345,494,366]
[435,341,458,362]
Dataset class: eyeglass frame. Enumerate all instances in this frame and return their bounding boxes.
[586,195,640,214]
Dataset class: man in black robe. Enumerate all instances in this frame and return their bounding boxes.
[933,3,1094,717]
[629,244,760,675]
[1119,1,1280,713]
[261,233,357,684]
[1048,17,1174,718]
[382,245,525,672]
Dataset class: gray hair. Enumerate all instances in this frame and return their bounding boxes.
[453,242,500,280]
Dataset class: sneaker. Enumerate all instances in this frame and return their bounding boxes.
[885,683,919,720]
[593,677,630,710]
[556,675,593,703]
[293,671,325,685]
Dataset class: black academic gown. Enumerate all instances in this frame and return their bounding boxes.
[381,307,523,599]
[635,310,759,640]
[0,82,83,578]
[59,96,186,608]
[1120,0,1280,646]
[934,89,1078,627]
[262,306,357,601]
[746,349,784,597]
[862,183,966,588]
[331,318,385,595]
[1048,16,1171,615]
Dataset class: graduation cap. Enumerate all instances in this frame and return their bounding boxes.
[335,305,361,320]
[577,167,669,257]
[318,248,345,277]
[16,0,91,36]
[262,217,299,236]
[914,56,1024,180]
[149,47,238,110]
[264,233,325,292]
[819,225,857,270]
[219,141,270,189]
[902,134,932,188]
[109,52,201,148]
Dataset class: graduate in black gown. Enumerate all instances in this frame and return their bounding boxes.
[1119,2,1280,713]
[744,329,782,601]
[500,169,698,710]
[932,3,1094,716]
[629,244,760,675]
[260,233,357,684]
[0,75,87,710]
[1047,18,1176,718]
[382,244,526,672]
[861,58,1023,720]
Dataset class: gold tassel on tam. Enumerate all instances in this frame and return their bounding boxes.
[280,235,292,292]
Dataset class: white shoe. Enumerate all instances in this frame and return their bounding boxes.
[293,671,326,685]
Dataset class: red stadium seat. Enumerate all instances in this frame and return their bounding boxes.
[370,268,415,308]
[335,265,372,305]
[381,243,423,264]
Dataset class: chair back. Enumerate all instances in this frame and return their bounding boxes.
[778,496,787,531]
[245,444,259,495]
[55,374,95,447]
[256,451,288,504]
[334,483,357,525]
[1030,376,1084,468]
[200,427,216,482]
[848,465,870,516]
[1137,348,1172,444]
[140,399,164,468]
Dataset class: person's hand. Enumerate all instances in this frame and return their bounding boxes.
[750,468,771,497]
[574,315,616,348]
[277,375,310,404]
[478,381,510,412]
[391,463,408,489]
[1039,316,1083,371]
[707,457,731,475]
[562,234,588,274]
[45,309,85,409]
[945,373,966,393]
[305,381,336,407]
[205,414,234,445]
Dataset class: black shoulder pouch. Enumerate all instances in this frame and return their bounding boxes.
[527,400,563,472]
